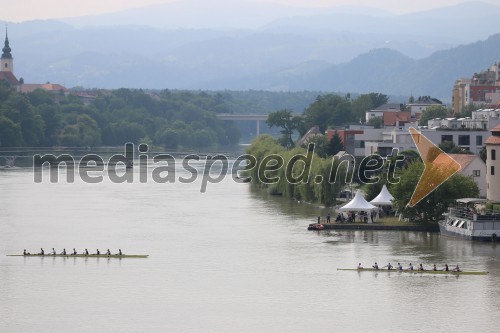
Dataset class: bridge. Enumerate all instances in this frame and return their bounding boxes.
[217,113,301,136]
[217,114,268,136]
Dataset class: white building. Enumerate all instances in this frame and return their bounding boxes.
[420,129,490,155]
[486,125,500,202]
[365,103,402,123]
[406,96,442,118]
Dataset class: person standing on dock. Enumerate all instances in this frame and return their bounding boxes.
[317,216,321,224]
[326,213,331,223]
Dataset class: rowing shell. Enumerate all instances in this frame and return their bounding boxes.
[7,254,148,259]
[337,268,488,275]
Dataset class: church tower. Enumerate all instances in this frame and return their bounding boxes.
[1,28,14,74]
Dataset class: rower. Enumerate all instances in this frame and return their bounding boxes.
[117,249,123,256]
[408,263,414,270]
[385,263,393,270]
[453,264,461,272]
[397,263,403,270]
[95,249,100,255]
[84,249,89,255]
[23,249,27,255]
[51,248,56,255]
[39,248,44,255]
[444,264,449,271]
[60,248,66,255]
[433,264,437,271]
[106,249,111,255]
[72,248,77,255]
[418,263,424,271]
[357,263,363,269]
[372,262,379,270]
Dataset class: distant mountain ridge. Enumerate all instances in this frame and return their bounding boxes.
[216,34,500,99]
[0,1,499,100]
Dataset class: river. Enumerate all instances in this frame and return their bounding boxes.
[1,163,500,332]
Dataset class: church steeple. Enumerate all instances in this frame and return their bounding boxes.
[1,26,14,73]
[1,27,12,59]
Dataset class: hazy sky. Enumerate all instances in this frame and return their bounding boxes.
[2,0,497,22]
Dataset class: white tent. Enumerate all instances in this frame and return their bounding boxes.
[370,185,394,222]
[339,190,377,223]
[370,185,394,205]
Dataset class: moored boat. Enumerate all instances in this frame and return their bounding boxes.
[307,223,324,231]
[439,198,500,242]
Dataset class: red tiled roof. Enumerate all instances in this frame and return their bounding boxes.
[433,153,480,172]
[19,83,68,93]
[383,111,411,126]
[491,125,500,133]
[486,136,500,145]
[0,71,19,85]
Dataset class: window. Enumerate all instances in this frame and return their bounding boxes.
[492,166,495,176]
[473,170,480,177]
[441,135,453,143]
[492,149,496,161]
[458,135,470,146]
[476,136,482,146]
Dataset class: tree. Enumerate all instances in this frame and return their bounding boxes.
[439,141,472,154]
[418,105,450,126]
[157,128,180,149]
[303,94,349,132]
[0,116,23,147]
[367,116,383,128]
[302,135,329,158]
[458,102,486,118]
[266,109,303,149]
[479,146,487,163]
[392,161,479,224]
[327,131,345,156]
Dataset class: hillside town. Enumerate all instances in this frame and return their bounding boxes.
[295,62,500,203]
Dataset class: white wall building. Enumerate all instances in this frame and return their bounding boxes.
[486,125,500,202]
[365,103,402,123]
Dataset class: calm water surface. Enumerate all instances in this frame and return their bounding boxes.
[1,165,500,332]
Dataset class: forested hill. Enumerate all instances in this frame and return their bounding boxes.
[0,84,246,148]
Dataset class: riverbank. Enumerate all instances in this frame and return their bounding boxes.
[308,216,440,232]
[310,222,439,232]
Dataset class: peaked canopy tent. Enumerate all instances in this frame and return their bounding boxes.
[339,190,378,223]
[370,185,394,221]
[370,185,394,206]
